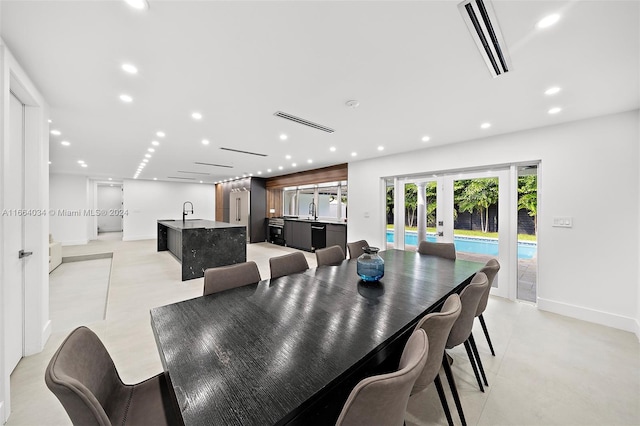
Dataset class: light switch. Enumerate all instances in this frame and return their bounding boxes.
[552,217,572,228]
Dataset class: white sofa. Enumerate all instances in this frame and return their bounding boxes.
[49,234,62,273]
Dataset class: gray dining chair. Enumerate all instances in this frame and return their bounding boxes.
[347,240,369,259]
[269,251,309,279]
[475,259,501,356]
[45,326,179,426]
[417,241,457,260]
[442,272,489,426]
[411,293,462,426]
[203,261,261,296]
[336,328,429,426]
[315,245,345,267]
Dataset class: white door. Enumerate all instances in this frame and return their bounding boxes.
[6,92,26,373]
[229,192,250,241]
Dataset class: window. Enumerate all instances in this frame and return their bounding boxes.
[282,181,347,221]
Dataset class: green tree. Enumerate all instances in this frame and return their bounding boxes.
[455,178,498,233]
[405,184,417,227]
[518,175,538,234]
[425,181,437,227]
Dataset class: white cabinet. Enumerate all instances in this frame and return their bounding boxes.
[229,191,250,241]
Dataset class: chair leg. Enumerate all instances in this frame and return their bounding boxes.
[469,333,489,387]
[442,353,467,426]
[463,340,484,393]
[433,374,454,426]
[479,314,495,356]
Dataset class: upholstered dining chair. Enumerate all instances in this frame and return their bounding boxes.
[203,261,261,296]
[442,272,489,426]
[336,328,429,426]
[269,251,309,279]
[417,241,457,260]
[45,326,179,426]
[315,245,345,267]
[346,240,369,259]
[411,293,462,426]
[475,259,501,356]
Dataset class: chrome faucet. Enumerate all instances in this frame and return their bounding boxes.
[183,201,194,222]
[309,200,317,221]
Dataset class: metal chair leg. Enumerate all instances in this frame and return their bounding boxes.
[464,340,484,392]
[479,314,495,356]
[433,374,454,426]
[442,353,467,426]
[469,333,489,387]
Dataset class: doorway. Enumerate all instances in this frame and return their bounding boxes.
[96,184,123,240]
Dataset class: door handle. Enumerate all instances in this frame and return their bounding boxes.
[19,249,33,259]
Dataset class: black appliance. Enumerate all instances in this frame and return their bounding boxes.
[311,224,326,252]
[268,218,285,246]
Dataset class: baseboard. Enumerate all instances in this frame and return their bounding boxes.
[63,252,113,263]
[60,239,89,246]
[537,297,637,334]
[122,235,155,241]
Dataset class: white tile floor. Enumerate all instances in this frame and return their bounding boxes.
[6,238,640,425]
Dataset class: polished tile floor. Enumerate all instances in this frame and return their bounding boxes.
[7,236,639,425]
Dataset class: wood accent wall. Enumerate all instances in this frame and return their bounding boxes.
[215,183,224,221]
[265,163,348,217]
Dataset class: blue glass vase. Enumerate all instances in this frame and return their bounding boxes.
[357,247,384,282]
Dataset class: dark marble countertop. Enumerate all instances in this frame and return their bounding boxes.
[157,219,245,231]
[282,217,347,226]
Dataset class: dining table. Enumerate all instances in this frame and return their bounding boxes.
[149,249,484,426]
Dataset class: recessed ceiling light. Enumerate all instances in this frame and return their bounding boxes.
[51,130,61,136]
[48,119,52,124]
[292,163,297,167]
[548,107,562,114]
[151,141,160,146]
[481,122,491,129]
[81,164,88,168]
[285,155,291,160]
[110,184,114,187]
[536,14,560,29]
[123,0,149,10]
[148,148,155,152]
[191,112,202,120]
[199,181,203,184]
[278,166,283,170]
[257,171,262,175]
[377,146,384,151]
[153,178,157,181]
[351,152,357,157]
[156,131,165,138]
[108,178,112,180]
[280,134,288,141]
[121,63,138,74]
[235,176,240,179]
[145,154,151,158]
[119,94,133,103]
[329,146,336,152]
[143,159,149,163]
[77,160,85,164]
[307,159,313,164]
[242,174,247,178]
[545,86,561,96]
[61,141,70,146]
[267,169,272,173]
[202,139,210,145]
[421,136,430,142]
[48,161,52,165]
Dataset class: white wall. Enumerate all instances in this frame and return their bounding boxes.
[348,110,640,336]
[97,185,123,232]
[49,174,90,245]
[122,179,215,241]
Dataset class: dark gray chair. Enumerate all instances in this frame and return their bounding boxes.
[45,326,179,426]
[269,251,309,279]
[203,261,261,296]
[315,245,345,267]
[442,272,489,426]
[411,294,461,426]
[417,241,456,260]
[336,328,429,426]
[347,240,369,259]
[475,259,501,356]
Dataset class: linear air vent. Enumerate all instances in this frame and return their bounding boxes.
[219,147,267,157]
[167,176,196,180]
[458,0,511,78]
[273,111,335,133]
[194,162,233,168]
[177,171,210,175]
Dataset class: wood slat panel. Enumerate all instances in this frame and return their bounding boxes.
[215,183,224,221]
[266,188,283,217]
[265,163,347,189]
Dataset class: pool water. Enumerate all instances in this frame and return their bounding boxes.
[386,231,537,260]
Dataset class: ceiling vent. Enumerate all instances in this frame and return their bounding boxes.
[458,0,511,78]
[219,147,267,157]
[274,111,335,133]
[194,162,233,168]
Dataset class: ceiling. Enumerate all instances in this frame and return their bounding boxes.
[2,1,638,184]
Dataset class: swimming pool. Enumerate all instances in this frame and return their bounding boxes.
[386,230,537,259]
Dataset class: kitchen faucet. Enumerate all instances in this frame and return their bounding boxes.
[183,201,194,222]
[308,200,317,221]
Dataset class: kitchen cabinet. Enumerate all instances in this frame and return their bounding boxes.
[326,224,347,253]
[285,220,312,251]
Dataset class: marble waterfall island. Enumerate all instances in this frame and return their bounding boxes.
[157,220,246,281]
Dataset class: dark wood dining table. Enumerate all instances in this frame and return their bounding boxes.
[150,249,484,426]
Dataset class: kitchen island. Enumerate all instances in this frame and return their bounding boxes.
[157,219,246,281]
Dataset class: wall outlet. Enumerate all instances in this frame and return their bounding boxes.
[552,217,573,228]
